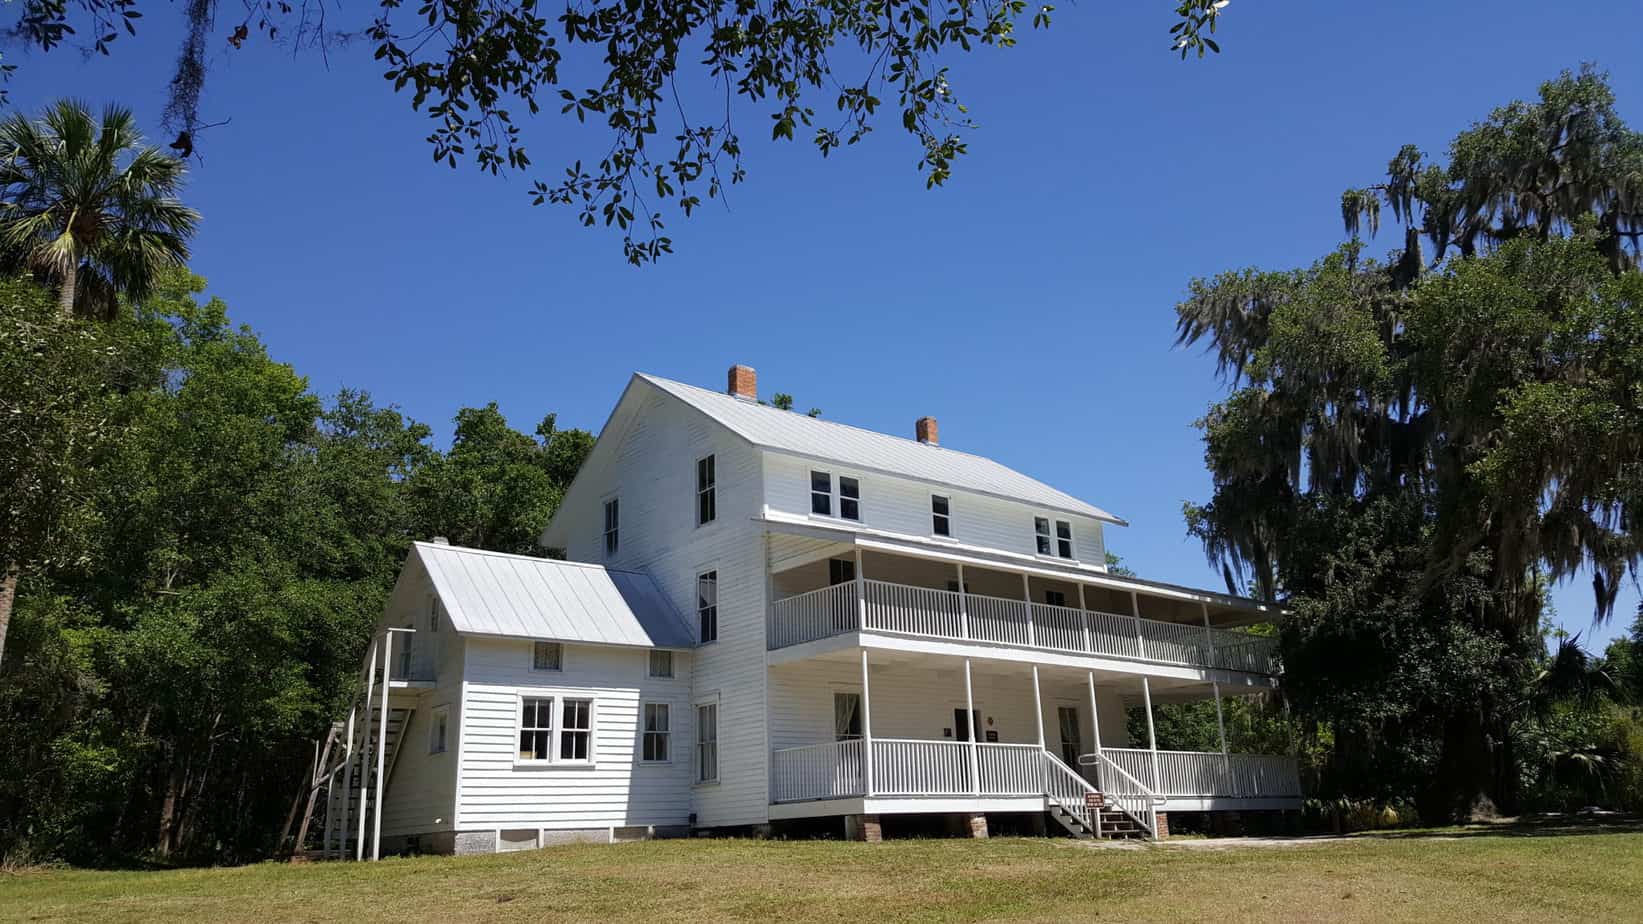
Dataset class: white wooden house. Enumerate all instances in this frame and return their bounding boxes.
[304,365,1299,857]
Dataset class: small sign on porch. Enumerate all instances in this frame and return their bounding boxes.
[1085,792,1106,810]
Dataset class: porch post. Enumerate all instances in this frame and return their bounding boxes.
[1200,602,1216,669]
[1076,583,1091,653]
[1129,590,1147,660]
[1031,665,1045,750]
[334,703,356,858]
[964,658,980,795]
[860,648,875,797]
[373,630,392,861]
[854,548,866,631]
[1212,680,1231,794]
[1141,677,1160,793]
[1021,572,1036,648]
[956,563,969,640]
[354,638,377,861]
[1086,672,1102,756]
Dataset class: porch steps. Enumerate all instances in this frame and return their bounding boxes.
[1046,803,1147,840]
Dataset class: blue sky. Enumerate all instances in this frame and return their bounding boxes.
[10,1,1640,646]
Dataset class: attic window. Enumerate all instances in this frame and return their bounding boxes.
[1035,517,1074,559]
[810,471,831,516]
[931,495,951,537]
[533,641,563,671]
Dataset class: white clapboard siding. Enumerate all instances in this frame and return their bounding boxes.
[547,387,772,827]
[762,452,1107,567]
[455,638,692,830]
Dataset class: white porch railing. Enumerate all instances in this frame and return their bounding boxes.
[1102,748,1302,799]
[873,739,974,795]
[769,578,1279,675]
[770,739,865,802]
[977,743,1042,795]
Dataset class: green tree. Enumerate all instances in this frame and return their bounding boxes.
[5,4,1230,263]
[0,100,199,318]
[1175,68,1643,820]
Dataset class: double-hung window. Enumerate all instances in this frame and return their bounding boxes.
[809,471,861,521]
[697,571,718,643]
[1035,517,1075,559]
[696,455,717,526]
[931,495,951,537]
[559,699,592,761]
[696,703,719,783]
[519,696,555,761]
[517,695,594,764]
[603,498,620,557]
[642,703,670,762]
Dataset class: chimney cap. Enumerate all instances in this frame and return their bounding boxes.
[431,535,450,545]
[915,416,939,446]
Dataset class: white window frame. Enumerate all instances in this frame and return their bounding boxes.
[696,570,718,644]
[695,698,720,784]
[696,453,717,527]
[808,470,862,523]
[603,496,620,558]
[1034,515,1076,561]
[429,705,450,755]
[641,702,671,763]
[532,640,563,672]
[930,493,952,538]
[514,692,597,767]
[648,649,674,678]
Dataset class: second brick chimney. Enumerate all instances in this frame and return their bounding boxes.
[727,364,757,401]
[915,416,939,446]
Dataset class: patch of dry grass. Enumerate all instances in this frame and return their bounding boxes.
[3,828,1641,923]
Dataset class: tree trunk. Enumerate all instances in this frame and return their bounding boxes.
[1422,708,1499,823]
[0,563,16,670]
[57,266,77,319]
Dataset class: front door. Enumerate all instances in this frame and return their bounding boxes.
[1057,706,1082,768]
[953,708,982,742]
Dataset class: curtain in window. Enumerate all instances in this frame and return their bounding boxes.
[833,692,861,740]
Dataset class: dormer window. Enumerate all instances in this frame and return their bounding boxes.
[809,471,861,522]
[1035,516,1074,559]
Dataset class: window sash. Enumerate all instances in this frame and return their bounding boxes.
[697,455,716,525]
[697,571,718,643]
[931,495,950,536]
[519,696,554,761]
[648,649,674,678]
[559,698,592,761]
[696,704,718,782]
[838,476,860,521]
[1034,517,1053,555]
[810,471,832,516]
[1055,520,1074,559]
[643,703,670,762]
[533,641,563,671]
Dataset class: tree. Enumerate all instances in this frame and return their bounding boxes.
[0,100,199,318]
[1175,68,1643,820]
[4,3,1231,263]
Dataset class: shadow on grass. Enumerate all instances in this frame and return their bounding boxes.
[1351,813,1643,841]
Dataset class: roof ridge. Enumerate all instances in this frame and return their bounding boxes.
[413,540,649,577]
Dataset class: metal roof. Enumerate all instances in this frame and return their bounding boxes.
[637,373,1125,525]
[413,541,694,649]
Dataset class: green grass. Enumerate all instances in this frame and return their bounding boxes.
[5,824,1642,923]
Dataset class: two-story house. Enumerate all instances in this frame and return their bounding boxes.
[298,365,1298,858]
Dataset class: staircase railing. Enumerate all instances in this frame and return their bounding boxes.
[1080,751,1163,839]
[1040,750,1106,837]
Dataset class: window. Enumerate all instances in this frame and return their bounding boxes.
[828,558,855,585]
[649,649,674,678]
[696,703,719,782]
[1044,590,1067,608]
[931,495,951,537]
[428,595,440,633]
[697,571,718,643]
[559,698,593,761]
[696,454,717,526]
[642,703,670,762]
[839,476,860,521]
[519,696,554,761]
[429,706,450,754]
[1057,706,1082,768]
[533,641,563,671]
[1035,517,1074,559]
[833,692,862,741]
[810,470,832,516]
[603,498,619,557]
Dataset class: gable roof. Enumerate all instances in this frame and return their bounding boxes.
[637,373,1125,525]
[412,541,694,649]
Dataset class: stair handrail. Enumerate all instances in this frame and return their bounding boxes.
[1077,751,1163,838]
[1039,750,1104,837]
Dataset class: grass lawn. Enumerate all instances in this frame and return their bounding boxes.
[4,821,1642,923]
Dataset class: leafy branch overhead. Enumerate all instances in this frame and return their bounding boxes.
[4,0,1232,264]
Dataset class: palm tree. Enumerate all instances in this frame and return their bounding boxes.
[0,100,199,319]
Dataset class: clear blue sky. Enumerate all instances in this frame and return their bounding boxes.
[11,1,1640,646]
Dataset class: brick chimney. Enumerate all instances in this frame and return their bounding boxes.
[727,364,757,400]
[915,416,939,446]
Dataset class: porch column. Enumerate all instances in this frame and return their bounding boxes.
[854,548,866,631]
[354,637,377,861]
[373,630,393,861]
[1141,676,1160,793]
[1200,602,1216,669]
[333,704,356,858]
[860,648,875,797]
[964,658,980,796]
[1129,590,1147,660]
[1212,680,1231,794]
[1085,672,1102,756]
[956,563,969,639]
[1031,665,1045,750]
[1076,583,1091,653]
[1021,573,1036,647]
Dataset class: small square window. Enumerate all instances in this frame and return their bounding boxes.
[533,641,563,671]
[810,471,832,516]
[649,649,674,678]
[839,477,860,521]
[931,495,951,537]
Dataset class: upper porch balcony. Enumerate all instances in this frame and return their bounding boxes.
[767,548,1279,678]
